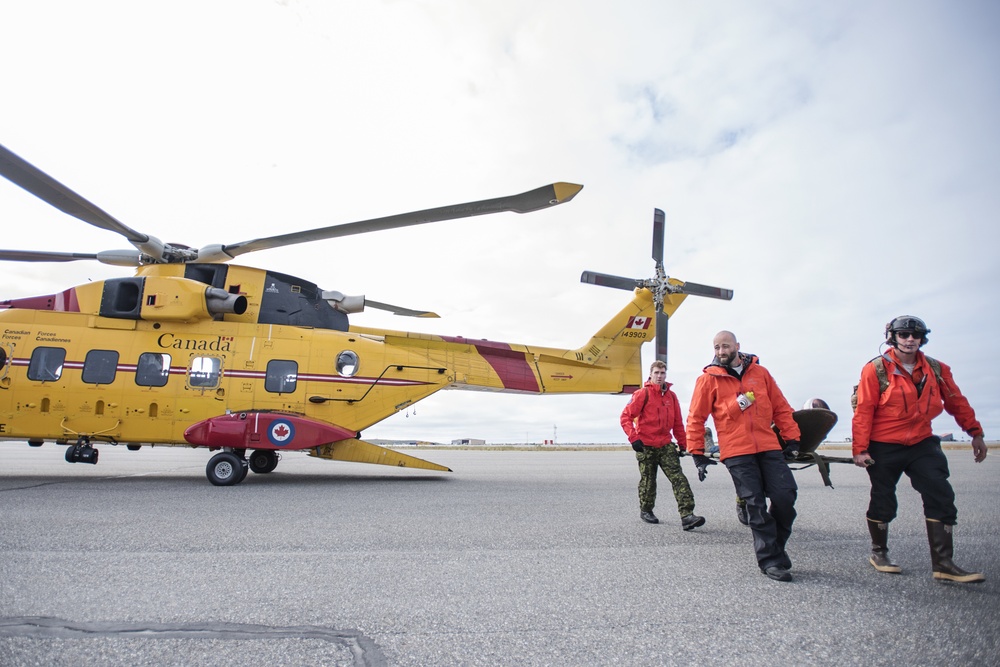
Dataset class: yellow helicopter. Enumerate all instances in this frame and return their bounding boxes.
[0,143,733,485]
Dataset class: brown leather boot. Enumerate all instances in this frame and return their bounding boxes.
[926,519,985,583]
[867,518,901,573]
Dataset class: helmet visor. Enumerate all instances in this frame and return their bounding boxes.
[889,316,928,334]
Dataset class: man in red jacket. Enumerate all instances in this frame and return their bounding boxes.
[852,315,986,583]
[620,360,705,530]
[686,331,801,582]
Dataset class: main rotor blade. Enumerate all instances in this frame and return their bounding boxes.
[652,208,665,266]
[0,248,142,266]
[580,270,640,291]
[655,308,668,366]
[365,300,440,318]
[679,281,734,300]
[0,249,98,263]
[210,182,584,261]
[0,144,152,247]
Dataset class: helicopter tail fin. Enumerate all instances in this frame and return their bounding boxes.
[533,288,685,394]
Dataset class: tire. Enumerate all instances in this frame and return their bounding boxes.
[248,449,279,474]
[235,456,249,484]
[206,452,248,486]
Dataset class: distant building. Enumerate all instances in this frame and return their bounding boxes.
[939,433,955,442]
[452,438,485,446]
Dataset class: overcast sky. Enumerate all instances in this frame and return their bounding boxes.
[2,1,998,445]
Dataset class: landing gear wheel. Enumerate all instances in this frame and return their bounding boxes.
[206,452,249,486]
[248,449,279,474]
[236,457,249,484]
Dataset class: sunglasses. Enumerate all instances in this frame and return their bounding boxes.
[895,331,921,340]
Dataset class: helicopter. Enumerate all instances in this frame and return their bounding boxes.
[0,143,735,485]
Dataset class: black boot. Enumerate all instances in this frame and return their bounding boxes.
[926,519,984,583]
[736,498,749,526]
[867,518,901,574]
[681,514,705,531]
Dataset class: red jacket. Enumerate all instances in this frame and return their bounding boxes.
[686,354,800,461]
[851,349,983,455]
[620,381,687,449]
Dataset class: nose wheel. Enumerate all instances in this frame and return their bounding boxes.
[206,451,249,486]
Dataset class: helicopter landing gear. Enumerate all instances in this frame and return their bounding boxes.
[206,451,249,486]
[248,449,279,474]
[65,437,99,465]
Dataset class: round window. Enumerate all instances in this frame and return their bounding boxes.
[336,350,359,377]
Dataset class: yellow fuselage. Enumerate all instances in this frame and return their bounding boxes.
[0,264,680,449]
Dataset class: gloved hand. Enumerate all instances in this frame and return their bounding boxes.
[677,444,688,456]
[631,440,645,453]
[692,454,717,481]
[782,439,800,461]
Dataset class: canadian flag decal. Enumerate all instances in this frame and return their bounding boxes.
[626,316,651,330]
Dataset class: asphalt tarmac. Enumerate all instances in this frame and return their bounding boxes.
[1,444,997,666]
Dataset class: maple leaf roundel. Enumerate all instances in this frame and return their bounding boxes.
[267,419,296,447]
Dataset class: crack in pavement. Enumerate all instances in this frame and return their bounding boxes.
[0,616,387,667]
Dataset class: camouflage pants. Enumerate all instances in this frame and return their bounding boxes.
[636,445,695,516]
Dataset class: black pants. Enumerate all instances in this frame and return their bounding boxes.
[866,436,957,524]
[724,451,798,570]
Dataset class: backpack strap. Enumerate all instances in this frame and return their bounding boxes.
[852,357,888,412]
[630,385,651,412]
[924,355,954,398]
[872,356,890,395]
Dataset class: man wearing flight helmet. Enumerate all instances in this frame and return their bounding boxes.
[852,316,987,583]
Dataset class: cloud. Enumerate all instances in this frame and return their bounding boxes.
[1,0,997,444]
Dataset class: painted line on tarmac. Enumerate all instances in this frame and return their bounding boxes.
[0,616,387,667]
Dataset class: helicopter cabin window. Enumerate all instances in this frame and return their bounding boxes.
[336,350,359,377]
[82,350,120,385]
[188,356,222,388]
[265,360,298,394]
[135,352,172,387]
[27,347,66,382]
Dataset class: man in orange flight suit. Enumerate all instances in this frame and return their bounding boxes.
[852,315,986,583]
[686,331,801,582]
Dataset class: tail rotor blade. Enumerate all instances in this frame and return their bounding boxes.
[580,271,640,291]
[652,209,665,266]
[680,281,734,300]
[655,308,668,366]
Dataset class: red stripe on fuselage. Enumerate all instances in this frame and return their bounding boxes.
[441,336,539,392]
[0,288,81,312]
